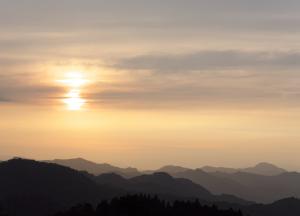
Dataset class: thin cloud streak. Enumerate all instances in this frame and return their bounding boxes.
[114,50,300,72]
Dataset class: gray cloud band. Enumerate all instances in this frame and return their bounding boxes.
[114,51,300,72]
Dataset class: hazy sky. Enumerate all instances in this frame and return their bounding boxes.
[1,0,300,170]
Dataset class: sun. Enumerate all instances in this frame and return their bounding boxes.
[64,89,86,111]
[59,71,88,88]
[58,71,88,111]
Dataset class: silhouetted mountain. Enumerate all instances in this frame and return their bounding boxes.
[202,162,286,176]
[54,194,244,216]
[155,165,191,174]
[94,172,251,205]
[174,168,300,203]
[45,158,140,178]
[44,158,295,203]
[2,158,300,216]
[47,158,287,177]
[243,197,300,216]
[174,169,248,198]
[242,162,286,176]
[94,173,129,186]
[0,159,122,216]
[44,158,298,203]
[211,171,300,203]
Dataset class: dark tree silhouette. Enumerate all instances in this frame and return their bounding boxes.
[55,194,244,216]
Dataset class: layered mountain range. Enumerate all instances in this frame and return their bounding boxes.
[1,158,299,216]
[46,158,296,203]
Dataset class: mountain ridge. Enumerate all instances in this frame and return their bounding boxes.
[94,172,251,205]
[45,158,288,177]
[45,158,140,178]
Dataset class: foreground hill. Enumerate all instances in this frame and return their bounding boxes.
[0,159,122,216]
[45,158,140,178]
[243,198,300,216]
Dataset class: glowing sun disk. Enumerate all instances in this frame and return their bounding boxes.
[59,71,88,111]
[64,93,85,111]
[59,71,88,88]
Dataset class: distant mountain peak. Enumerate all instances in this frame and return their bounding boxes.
[45,158,140,178]
[243,162,286,176]
[157,165,190,174]
[71,157,86,161]
[202,162,286,176]
[254,162,279,168]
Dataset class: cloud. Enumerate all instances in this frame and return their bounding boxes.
[0,97,10,103]
[114,50,300,72]
[85,69,300,109]
[0,73,64,105]
[1,0,300,32]
[0,85,64,104]
[1,0,300,69]
[0,57,38,68]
